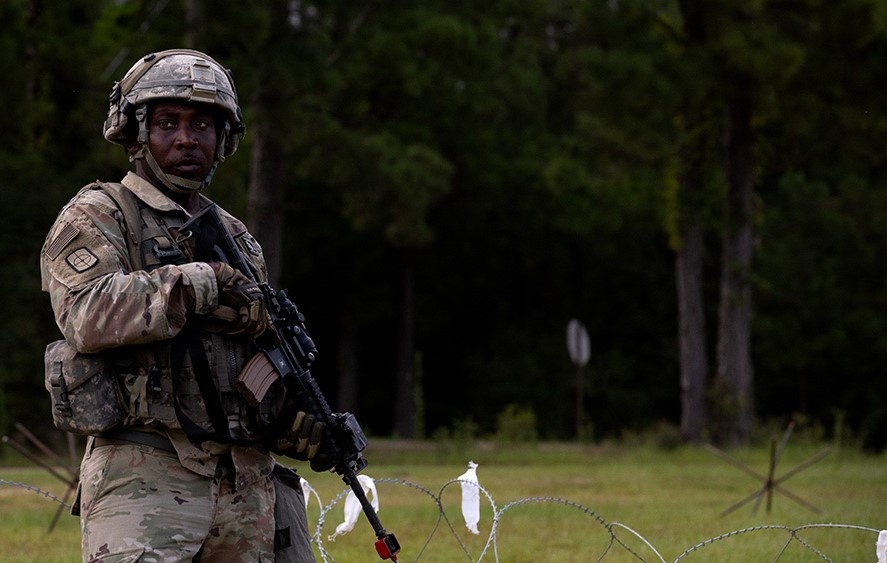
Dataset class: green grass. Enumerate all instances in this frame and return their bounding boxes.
[1,440,885,562]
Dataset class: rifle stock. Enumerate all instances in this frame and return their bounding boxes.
[180,204,400,561]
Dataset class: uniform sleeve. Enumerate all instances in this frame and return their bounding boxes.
[40,191,219,354]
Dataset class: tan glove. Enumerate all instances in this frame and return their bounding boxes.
[207,262,270,337]
[277,411,323,457]
[276,411,334,471]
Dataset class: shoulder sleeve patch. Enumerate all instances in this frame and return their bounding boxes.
[236,231,263,257]
[64,247,100,273]
[45,223,80,260]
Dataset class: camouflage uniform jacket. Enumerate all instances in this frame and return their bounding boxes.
[40,171,273,488]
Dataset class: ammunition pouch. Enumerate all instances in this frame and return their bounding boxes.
[44,339,130,435]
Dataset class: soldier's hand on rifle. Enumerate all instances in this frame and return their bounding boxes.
[277,411,335,472]
[207,262,271,337]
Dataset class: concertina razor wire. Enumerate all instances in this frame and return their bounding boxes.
[1,474,885,562]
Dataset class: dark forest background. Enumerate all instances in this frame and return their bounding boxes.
[3,0,887,451]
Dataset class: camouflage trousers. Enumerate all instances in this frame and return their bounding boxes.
[79,440,277,562]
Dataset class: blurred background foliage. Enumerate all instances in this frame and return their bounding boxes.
[2,0,887,451]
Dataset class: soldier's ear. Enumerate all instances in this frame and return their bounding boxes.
[123,139,140,155]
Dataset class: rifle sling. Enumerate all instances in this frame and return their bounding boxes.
[169,317,234,444]
[169,208,246,447]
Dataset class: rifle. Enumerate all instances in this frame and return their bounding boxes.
[180,204,400,561]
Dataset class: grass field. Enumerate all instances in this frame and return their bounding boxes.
[0,438,885,562]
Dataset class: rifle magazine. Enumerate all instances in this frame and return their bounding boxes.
[237,352,281,406]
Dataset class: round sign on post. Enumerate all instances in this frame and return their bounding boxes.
[567,319,590,367]
[567,319,591,439]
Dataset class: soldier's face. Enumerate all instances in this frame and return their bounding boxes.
[147,101,218,182]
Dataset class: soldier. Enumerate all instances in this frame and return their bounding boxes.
[40,49,319,562]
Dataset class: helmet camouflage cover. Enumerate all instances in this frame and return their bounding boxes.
[103,49,245,158]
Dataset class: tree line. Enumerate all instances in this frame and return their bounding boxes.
[2,0,886,450]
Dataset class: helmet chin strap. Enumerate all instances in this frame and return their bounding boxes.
[131,105,226,195]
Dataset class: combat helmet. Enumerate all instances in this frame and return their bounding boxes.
[103,49,245,193]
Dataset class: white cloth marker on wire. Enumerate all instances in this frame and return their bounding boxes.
[458,461,480,534]
[300,477,321,510]
[877,529,887,563]
[328,474,379,541]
